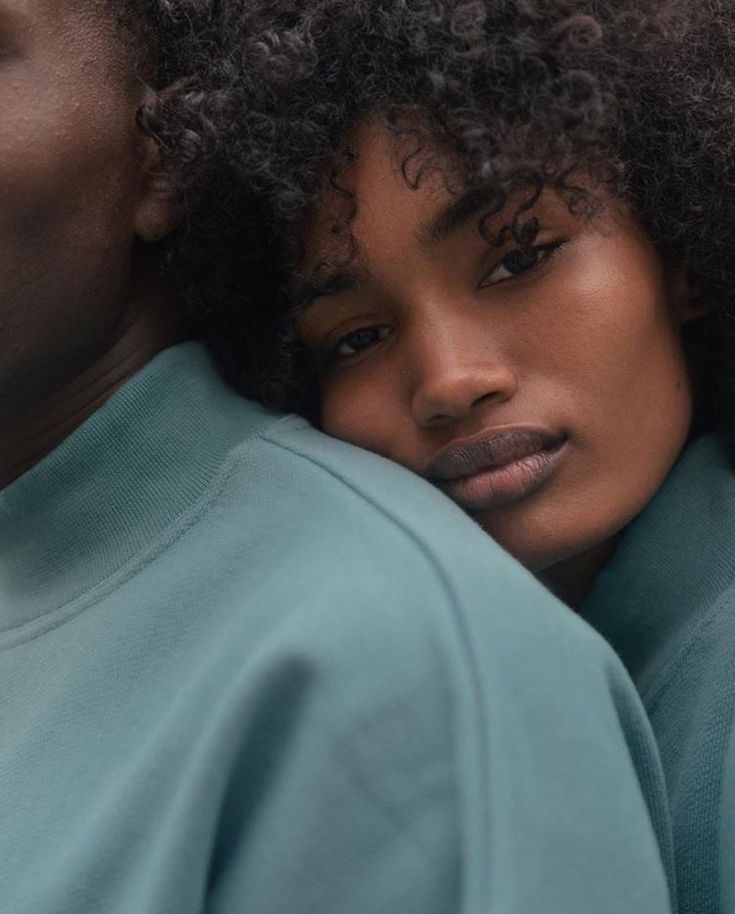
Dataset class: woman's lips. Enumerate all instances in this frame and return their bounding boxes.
[425,427,568,512]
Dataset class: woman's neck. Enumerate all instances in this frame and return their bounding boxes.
[537,535,622,609]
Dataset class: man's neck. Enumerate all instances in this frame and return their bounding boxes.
[0,283,184,491]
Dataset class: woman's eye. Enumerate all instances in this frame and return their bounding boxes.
[332,324,391,360]
[480,243,559,286]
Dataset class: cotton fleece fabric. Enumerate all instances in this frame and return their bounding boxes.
[583,434,735,914]
[0,343,674,914]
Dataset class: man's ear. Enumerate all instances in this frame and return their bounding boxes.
[670,263,713,327]
[133,96,179,243]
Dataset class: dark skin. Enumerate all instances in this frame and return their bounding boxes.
[0,0,180,489]
[297,123,705,605]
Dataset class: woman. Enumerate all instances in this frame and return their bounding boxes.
[178,0,735,910]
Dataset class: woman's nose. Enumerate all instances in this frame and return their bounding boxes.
[409,327,518,428]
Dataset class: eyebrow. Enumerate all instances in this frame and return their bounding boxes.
[420,186,507,248]
[291,268,365,316]
[295,186,515,313]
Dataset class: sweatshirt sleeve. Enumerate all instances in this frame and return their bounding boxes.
[202,526,674,914]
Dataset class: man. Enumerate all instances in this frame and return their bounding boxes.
[0,2,674,912]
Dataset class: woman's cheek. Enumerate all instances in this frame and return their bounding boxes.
[321,372,401,457]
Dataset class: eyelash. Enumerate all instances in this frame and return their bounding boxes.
[478,241,564,287]
[321,324,392,366]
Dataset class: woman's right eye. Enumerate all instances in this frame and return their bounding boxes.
[330,324,391,360]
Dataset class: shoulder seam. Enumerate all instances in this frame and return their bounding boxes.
[0,448,245,649]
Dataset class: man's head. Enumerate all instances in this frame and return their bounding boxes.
[0,0,231,483]
[0,1,174,410]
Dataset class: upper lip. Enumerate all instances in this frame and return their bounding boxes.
[424,426,567,482]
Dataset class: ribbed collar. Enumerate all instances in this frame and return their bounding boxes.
[0,342,275,634]
[582,434,735,699]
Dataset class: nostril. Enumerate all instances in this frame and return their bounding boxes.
[424,411,458,429]
[425,391,499,428]
[472,391,500,408]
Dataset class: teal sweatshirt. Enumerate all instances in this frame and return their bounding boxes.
[0,343,674,913]
[583,434,735,914]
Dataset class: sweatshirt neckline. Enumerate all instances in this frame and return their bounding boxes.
[582,434,735,696]
[0,342,274,633]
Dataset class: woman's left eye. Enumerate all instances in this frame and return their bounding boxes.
[479,243,560,287]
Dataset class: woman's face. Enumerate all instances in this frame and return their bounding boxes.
[295,123,694,575]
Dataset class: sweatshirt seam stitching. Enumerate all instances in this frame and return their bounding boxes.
[0,410,305,647]
[0,451,246,650]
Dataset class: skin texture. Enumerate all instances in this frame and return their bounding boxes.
[297,123,698,603]
[0,0,179,488]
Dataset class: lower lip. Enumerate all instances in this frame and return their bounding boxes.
[438,441,567,513]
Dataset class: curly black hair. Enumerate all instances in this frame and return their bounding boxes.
[154,0,735,451]
[107,2,227,193]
